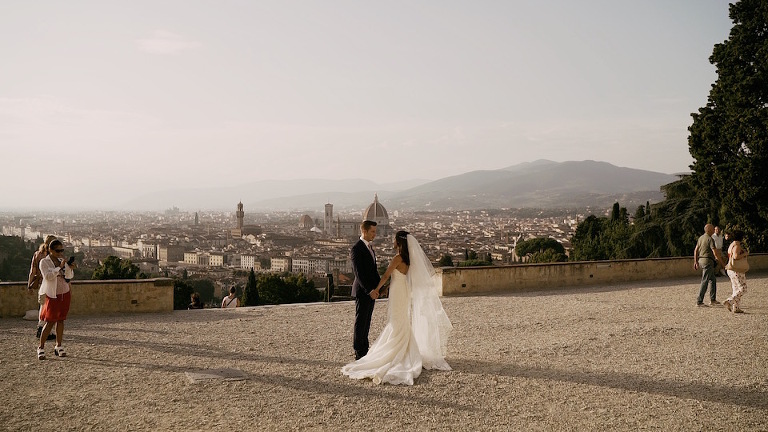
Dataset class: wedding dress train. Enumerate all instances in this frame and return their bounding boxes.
[341,270,421,385]
[341,234,452,385]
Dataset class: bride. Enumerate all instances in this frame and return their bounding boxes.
[341,230,452,385]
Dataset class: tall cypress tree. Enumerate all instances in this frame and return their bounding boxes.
[242,269,259,306]
[688,0,768,251]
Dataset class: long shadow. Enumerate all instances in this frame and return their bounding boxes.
[71,355,474,412]
[64,332,332,367]
[52,334,768,410]
[451,358,768,409]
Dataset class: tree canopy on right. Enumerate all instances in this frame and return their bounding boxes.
[687,0,768,251]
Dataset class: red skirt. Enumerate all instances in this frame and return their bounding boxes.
[40,291,71,322]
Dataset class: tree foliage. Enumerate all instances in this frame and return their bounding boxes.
[516,237,567,263]
[575,4,768,258]
[0,235,36,282]
[173,279,194,310]
[438,254,454,267]
[188,279,216,304]
[242,269,260,306]
[257,273,322,305]
[92,256,140,280]
[687,0,768,251]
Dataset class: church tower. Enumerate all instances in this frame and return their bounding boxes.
[236,201,244,230]
[324,203,333,234]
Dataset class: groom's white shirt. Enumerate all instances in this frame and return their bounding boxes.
[360,236,375,260]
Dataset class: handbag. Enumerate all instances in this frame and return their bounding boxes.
[726,255,750,273]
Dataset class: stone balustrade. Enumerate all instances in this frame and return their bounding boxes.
[0,278,173,318]
[2,254,766,317]
[437,253,768,296]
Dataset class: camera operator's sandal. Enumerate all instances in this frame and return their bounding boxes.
[54,346,66,357]
[37,347,45,360]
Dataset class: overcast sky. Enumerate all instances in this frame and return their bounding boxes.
[0,1,732,210]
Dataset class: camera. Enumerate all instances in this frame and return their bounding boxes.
[67,256,76,265]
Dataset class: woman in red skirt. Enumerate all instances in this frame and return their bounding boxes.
[37,239,74,360]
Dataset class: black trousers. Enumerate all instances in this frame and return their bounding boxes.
[353,294,375,357]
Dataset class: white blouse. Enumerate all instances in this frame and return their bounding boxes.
[39,255,73,298]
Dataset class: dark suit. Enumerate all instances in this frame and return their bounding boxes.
[350,239,381,359]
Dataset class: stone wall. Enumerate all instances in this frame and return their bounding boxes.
[0,278,174,318]
[3,255,766,316]
[437,254,768,296]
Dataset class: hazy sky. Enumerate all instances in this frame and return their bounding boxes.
[0,1,732,210]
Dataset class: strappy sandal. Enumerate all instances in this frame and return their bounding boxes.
[54,346,67,357]
[37,347,45,360]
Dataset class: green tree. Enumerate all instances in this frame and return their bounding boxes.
[570,215,609,261]
[610,202,620,222]
[438,254,454,267]
[92,256,140,280]
[516,237,567,263]
[284,273,322,303]
[188,279,216,304]
[173,279,194,310]
[256,273,322,305]
[259,257,270,270]
[256,274,287,305]
[634,205,646,222]
[457,259,492,267]
[687,0,768,251]
[0,235,36,282]
[242,269,260,306]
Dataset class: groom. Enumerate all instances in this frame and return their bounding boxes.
[350,220,381,360]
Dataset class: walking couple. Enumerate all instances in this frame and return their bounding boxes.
[342,220,452,385]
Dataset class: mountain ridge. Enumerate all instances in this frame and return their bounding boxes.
[120,160,679,212]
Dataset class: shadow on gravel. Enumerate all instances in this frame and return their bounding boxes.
[64,332,335,367]
[72,355,475,412]
[451,358,768,409]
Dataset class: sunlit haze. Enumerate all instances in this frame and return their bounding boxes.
[0,1,731,210]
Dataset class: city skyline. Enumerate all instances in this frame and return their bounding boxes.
[1,1,732,209]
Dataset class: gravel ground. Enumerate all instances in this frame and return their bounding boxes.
[2,275,767,431]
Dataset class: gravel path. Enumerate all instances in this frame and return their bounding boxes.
[2,275,767,431]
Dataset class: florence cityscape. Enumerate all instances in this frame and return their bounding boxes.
[2,1,767,430]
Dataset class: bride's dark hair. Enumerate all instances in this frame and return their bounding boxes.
[395,230,410,265]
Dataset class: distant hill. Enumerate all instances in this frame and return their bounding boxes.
[120,178,430,211]
[384,160,678,210]
[120,160,678,211]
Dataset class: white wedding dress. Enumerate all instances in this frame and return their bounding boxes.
[341,234,452,385]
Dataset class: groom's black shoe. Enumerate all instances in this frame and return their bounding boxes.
[355,351,367,360]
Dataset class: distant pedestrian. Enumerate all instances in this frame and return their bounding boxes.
[188,293,204,309]
[28,235,57,340]
[693,224,725,307]
[712,226,726,276]
[222,286,239,308]
[723,230,749,314]
[37,239,74,360]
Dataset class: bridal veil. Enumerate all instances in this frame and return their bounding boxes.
[406,234,453,370]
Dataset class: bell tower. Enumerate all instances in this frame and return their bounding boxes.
[324,203,333,234]
[236,201,244,230]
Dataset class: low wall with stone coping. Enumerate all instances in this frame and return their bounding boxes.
[437,254,768,296]
[0,278,174,318]
[3,255,767,316]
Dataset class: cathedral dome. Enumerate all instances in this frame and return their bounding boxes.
[363,194,389,222]
[299,214,314,228]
